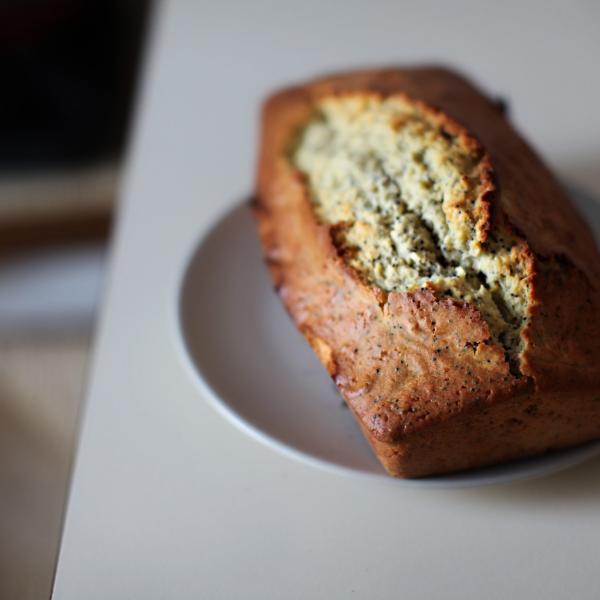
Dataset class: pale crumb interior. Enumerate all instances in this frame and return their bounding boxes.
[292,95,529,371]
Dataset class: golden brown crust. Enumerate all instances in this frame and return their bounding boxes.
[254,66,600,477]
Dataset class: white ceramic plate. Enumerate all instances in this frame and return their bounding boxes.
[177,187,600,487]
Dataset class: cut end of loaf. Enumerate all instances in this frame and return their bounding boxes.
[291,93,531,373]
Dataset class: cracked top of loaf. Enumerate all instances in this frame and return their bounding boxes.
[292,93,530,372]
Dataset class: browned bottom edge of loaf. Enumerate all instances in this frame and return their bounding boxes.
[353,389,600,478]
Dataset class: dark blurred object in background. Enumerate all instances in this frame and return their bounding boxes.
[0,0,149,171]
[0,0,151,255]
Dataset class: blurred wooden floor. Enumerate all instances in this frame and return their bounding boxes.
[0,335,89,599]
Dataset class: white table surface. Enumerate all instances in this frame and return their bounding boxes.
[53,2,600,598]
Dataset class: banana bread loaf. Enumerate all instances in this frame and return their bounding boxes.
[254,67,600,477]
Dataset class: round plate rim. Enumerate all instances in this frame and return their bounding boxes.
[173,189,600,488]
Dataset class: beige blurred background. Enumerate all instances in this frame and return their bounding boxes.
[0,2,150,598]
